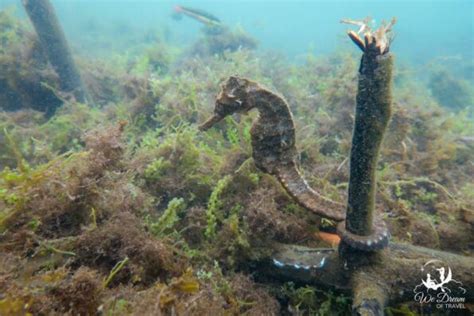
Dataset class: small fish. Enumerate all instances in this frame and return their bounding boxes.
[173,5,221,27]
[316,231,341,247]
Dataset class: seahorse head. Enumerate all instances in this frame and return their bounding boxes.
[199,76,255,131]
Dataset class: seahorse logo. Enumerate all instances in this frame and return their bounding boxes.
[414,260,466,294]
[413,259,468,310]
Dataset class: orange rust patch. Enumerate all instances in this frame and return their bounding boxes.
[316,231,341,248]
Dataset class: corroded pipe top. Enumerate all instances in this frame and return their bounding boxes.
[341,17,396,55]
[337,18,396,252]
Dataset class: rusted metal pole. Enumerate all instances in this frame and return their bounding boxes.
[345,52,392,236]
[22,0,89,106]
[337,19,397,253]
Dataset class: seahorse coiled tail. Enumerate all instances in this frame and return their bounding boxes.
[199,76,345,221]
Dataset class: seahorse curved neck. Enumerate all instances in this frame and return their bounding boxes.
[246,88,297,174]
[245,83,345,221]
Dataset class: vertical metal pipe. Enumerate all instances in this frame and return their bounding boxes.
[22,0,89,106]
[346,51,393,236]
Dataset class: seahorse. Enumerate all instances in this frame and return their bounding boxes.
[199,76,345,221]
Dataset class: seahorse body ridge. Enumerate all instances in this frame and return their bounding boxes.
[200,76,345,221]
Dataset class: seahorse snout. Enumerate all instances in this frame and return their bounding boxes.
[198,114,224,131]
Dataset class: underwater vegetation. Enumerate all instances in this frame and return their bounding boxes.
[0,7,62,116]
[172,4,258,57]
[428,68,474,112]
[0,4,473,316]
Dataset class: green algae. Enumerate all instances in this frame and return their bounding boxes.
[205,175,232,239]
[280,282,351,315]
[429,68,474,112]
[147,197,185,237]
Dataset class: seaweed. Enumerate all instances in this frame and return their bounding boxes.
[191,25,258,57]
[428,68,474,111]
[23,0,90,105]
[0,9,62,115]
[139,125,222,205]
[279,282,351,315]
